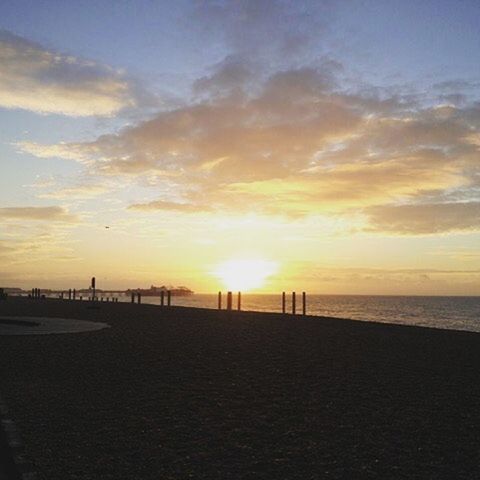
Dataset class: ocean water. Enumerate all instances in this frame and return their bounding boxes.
[114,293,480,333]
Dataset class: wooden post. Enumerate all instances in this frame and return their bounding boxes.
[73,289,76,300]
[160,290,165,306]
[237,291,241,311]
[91,277,96,303]
[137,293,141,304]
[292,291,296,315]
[218,291,222,310]
[302,292,306,315]
[79,296,82,301]
[167,290,171,307]
[68,289,72,300]
[227,291,232,311]
[282,292,286,313]
[131,292,135,303]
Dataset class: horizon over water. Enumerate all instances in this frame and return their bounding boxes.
[114,293,480,334]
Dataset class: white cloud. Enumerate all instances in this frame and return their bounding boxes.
[0,30,137,116]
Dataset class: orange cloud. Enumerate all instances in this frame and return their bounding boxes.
[18,65,480,234]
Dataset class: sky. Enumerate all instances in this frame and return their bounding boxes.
[1,0,480,295]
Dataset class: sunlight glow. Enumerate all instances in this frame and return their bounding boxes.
[214,259,278,292]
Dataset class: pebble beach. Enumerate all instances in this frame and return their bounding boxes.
[1,297,480,479]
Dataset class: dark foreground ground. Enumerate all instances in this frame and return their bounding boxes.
[1,297,480,479]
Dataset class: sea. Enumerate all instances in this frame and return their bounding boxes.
[111,293,480,333]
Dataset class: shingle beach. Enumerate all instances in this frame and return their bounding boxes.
[1,297,480,479]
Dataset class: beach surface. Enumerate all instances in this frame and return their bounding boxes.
[1,297,480,479]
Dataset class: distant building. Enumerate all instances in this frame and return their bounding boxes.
[126,285,194,296]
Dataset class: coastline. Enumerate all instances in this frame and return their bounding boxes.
[1,297,480,479]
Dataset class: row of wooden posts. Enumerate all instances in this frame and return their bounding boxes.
[131,290,172,306]
[56,289,120,302]
[29,288,120,302]
[218,291,307,315]
[29,286,308,315]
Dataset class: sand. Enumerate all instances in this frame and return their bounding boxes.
[1,297,480,479]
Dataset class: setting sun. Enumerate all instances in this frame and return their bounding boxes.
[214,259,278,292]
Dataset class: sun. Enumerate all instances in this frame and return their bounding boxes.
[214,259,278,292]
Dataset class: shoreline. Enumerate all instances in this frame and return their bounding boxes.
[2,297,480,479]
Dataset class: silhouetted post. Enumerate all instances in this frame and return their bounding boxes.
[31,288,34,298]
[68,289,72,300]
[227,291,232,310]
[73,289,76,300]
[91,277,96,303]
[167,290,171,306]
[80,296,82,301]
[160,290,164,306]
[292,291,296,315]
[218,291,222,310]
[131,292,135,303]
[137,293,141,304]
[237,291,241,311]
[282,292,286,313]
[302,292,306,315]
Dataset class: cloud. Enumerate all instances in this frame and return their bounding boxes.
[37,184,108,200]
[191,0,333,63]
[17,141,92,162]
[193,55,254,98]
[364,202,480,234]
[18,59,480,234]
[0,30,137,116]
[0,206,78,223]
[128,200,213,213]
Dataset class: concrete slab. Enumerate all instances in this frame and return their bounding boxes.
[0,316,109,335]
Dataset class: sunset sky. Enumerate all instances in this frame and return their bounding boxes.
[1,0,480,294]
